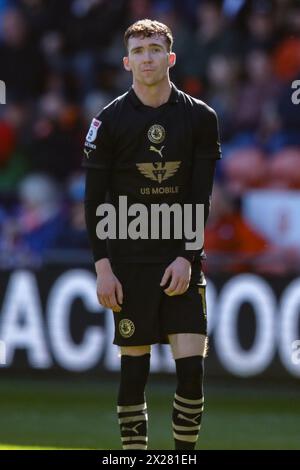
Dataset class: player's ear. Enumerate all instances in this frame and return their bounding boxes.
[168,52,176,68]
[123,56,131,71]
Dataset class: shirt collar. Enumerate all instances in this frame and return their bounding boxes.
[128,82,180,108]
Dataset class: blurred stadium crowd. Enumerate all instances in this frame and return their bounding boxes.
[0,0,300,273]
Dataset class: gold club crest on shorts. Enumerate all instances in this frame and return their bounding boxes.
[119,319,135,338]
[148,124,165,144]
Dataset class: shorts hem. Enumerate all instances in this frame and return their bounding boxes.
[113,330,207,346]
[113,338,163,347]
[165,329,207,336]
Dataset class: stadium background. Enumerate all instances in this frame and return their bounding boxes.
[0,0,300,450]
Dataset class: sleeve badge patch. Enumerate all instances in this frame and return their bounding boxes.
[86,118,102,143]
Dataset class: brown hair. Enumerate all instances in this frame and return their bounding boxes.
[124,19,173,52]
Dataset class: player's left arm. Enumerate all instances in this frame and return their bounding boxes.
[161,106,222,296]
[179,106,222,263]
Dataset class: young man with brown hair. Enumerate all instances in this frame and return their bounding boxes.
[83,19,221,450]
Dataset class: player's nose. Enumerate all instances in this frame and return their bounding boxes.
[142,50,152,62]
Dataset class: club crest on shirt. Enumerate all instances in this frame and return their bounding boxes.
[148,124,165,144]
[136,161,181,184]
[119,319,135,338]
[86,118,102,143]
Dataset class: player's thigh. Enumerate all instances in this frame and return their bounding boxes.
[120,345,151,356]
[168,333,208,360]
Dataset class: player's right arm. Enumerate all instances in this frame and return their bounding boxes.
[83,111,123,312]
[95,258,123,313]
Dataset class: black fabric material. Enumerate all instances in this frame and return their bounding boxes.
[178,159,216,263]
[174,438,196,450]
[84,168,110,262]
[118,353,151,405]
[173,355,205,450]
[111,263,207,346]
[82,83,222,264]
[175,355,204,399]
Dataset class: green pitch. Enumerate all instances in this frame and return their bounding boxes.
[0,376,299,450]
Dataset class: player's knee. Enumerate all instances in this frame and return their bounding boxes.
[169,334,208,359]
[175,355,204,399]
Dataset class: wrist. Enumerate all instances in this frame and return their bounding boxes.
[176,255,192,266]
[95,258,112,275]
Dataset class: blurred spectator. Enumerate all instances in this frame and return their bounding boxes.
[263,74,300,152]
[241,0,278,54]
[273,38,300,81]
[205,54,239,139]
[1,174,65,267]
[27,92,82,181]
[126,0,153,23]
[182,0,241,91]
[221,147,268,197]
[267,147,300,189]
[273,1,300,80]
[0,118,29,194]
[0,8,46,100]
[54,172,89,250]
[204,184,270,273]
[0,120,15,166]
[234,49,281,137]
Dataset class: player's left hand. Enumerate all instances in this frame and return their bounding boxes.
[160,257,191,296]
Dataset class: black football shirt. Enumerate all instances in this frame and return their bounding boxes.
[83,83,222,264]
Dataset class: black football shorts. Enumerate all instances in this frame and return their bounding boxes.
[110,261,207,346]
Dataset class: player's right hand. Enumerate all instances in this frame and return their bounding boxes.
[95,259,123,312]
[97,273,123,312]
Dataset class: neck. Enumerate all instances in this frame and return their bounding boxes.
[132,77,172,108]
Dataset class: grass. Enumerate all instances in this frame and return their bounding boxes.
[0,376,299,450]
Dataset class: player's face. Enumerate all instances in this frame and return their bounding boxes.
[123,35,176,86]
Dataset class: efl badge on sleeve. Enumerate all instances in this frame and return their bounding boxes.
[86,118,102,143]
